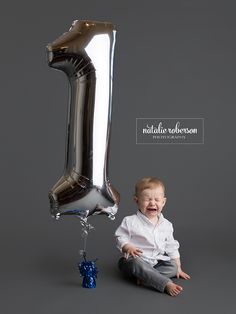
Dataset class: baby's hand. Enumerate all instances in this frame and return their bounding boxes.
[122,244,143,259]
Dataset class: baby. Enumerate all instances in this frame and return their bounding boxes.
[115,177,190,296]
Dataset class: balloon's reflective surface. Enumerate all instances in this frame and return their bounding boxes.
[47,20,119,220]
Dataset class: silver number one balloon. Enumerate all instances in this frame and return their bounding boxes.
[46,20,120,220]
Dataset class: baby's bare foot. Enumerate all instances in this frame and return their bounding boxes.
[165,282,183,297]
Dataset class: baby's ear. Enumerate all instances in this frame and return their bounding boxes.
[133,195,138,203]
[163,197,167,206]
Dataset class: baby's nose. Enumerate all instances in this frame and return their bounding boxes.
[149,199,155,205]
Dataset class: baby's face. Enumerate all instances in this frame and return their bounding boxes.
[135,186,166,220]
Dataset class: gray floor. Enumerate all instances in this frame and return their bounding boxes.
[1,214,235,314]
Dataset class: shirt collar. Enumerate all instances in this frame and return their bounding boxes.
[136,210,164,225]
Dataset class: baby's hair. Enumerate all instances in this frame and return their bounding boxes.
[135,177,165,196]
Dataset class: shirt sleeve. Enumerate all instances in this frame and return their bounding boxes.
[165,223,180,259]
[114,217,131,252]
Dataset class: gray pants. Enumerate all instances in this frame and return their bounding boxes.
[118,257,178,293]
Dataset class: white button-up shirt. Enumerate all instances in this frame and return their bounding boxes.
[115,210,180,266]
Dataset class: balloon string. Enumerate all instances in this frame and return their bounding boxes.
[79,218,94,262]
[83,234,87,262]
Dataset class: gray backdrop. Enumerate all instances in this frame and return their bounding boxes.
[1,0,235,313]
